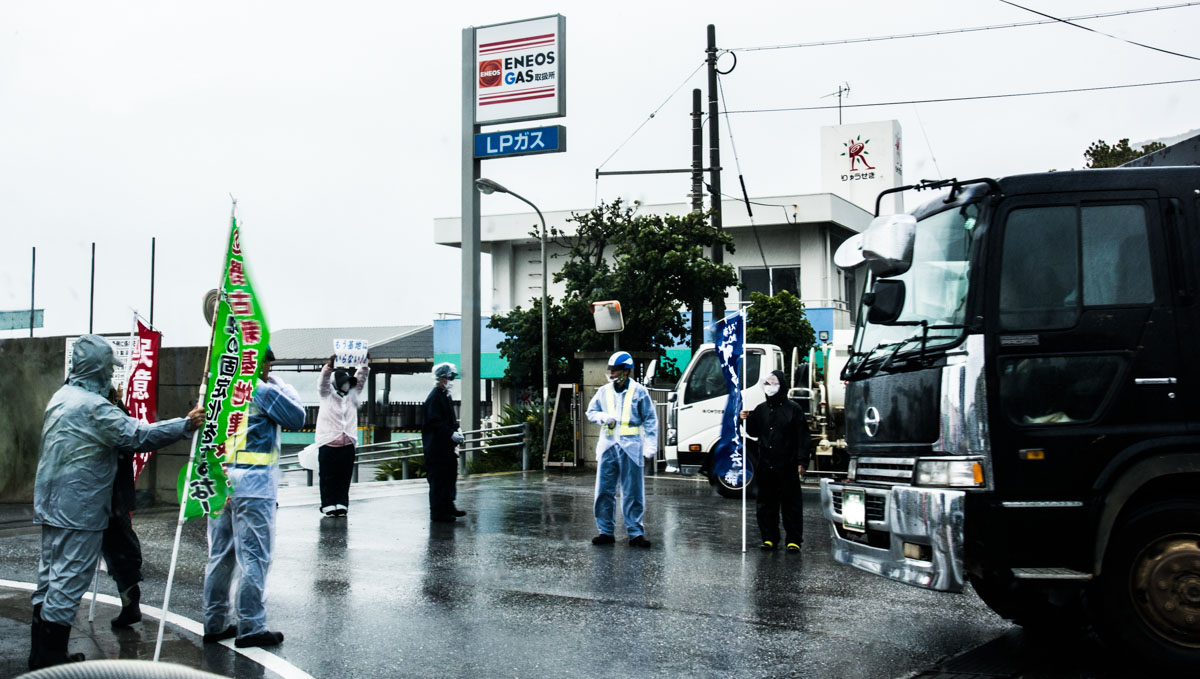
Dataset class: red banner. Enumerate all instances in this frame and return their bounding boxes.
[125,319,161,481]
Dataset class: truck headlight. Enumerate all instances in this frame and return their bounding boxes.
[914,459,984,487]
[666,428,677,446]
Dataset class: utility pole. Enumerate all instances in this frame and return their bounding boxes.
[707,24,725,324]
[690,88,704,353]
[89,242,96,334]
[150,237,156,327]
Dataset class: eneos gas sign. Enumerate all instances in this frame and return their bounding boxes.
[474,15,565,125]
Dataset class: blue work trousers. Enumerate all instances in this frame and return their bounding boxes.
[32,525,104,626]
[593,446,646,538]
[203,495,275,637]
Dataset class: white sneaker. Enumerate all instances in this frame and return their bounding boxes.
[334,504,348,517]
[321,505,337,516]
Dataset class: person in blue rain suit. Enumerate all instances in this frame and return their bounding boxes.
[202,348,305,648]
[29,334,202,670]
[586,351,658,548]
[422,362,466,522]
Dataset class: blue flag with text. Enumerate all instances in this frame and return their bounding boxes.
[711,312,752,489]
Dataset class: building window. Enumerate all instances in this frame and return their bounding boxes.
[740,266,801,301]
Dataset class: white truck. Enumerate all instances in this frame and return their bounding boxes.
[662,333,853,492]
[663,343,785,495]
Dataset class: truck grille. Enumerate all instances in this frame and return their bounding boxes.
[831,489,887,522]
[854,457,916,485]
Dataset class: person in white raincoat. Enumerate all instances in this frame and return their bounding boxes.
[585,351,657,548]
[30,334,202,670]
[315,353,368,517]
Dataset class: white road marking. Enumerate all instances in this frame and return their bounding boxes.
[0,579,313,679]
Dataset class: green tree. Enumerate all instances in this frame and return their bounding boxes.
[745,290,815,377]
[553,199,738,355]
[1084,138,1167,168]
[487,297,579,391]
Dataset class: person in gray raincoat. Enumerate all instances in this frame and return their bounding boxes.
[29,334,202,670]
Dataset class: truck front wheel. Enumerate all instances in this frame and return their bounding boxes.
[1099,499,1200,671]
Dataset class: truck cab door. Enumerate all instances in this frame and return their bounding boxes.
[985,192,1186,507]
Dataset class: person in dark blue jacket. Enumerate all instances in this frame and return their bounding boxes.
[741,369,811,553]
[422,363,465,522]
[202,348,305,648]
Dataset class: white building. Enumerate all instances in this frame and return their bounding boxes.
[434,193,873,340]
[434,120,903,354]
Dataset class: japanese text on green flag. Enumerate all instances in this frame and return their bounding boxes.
[179,219,270,519]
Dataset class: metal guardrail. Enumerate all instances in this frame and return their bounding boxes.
[280,421,532,485]
[458,422,531,476]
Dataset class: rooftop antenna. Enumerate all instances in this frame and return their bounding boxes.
[822,82,851,124]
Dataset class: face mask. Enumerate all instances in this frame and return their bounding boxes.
[763,383,780,397]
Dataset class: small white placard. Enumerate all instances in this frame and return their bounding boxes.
[333,339,368,368]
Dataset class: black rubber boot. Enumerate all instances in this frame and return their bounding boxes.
[28,604,42,670]
[37,619,85,668]
[111,584,142,628]
[235,630,284,648]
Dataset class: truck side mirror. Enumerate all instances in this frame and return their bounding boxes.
[866,279,906,325]
[667,392,677,403]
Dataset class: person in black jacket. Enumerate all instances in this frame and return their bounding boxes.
[99,387,147,629]
[422,363,465,522]
[741,369,811,553]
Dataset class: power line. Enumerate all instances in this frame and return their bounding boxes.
[716,74,769,270]
[726,3,1200,51]
[595,60,707,172]
[998,0,1200,61]
[595,60,707,206]
[720,77,1200,115]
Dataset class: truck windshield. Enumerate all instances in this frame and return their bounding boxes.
[850,200,980,373]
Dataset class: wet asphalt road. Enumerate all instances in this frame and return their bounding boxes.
[0,472,1154,678]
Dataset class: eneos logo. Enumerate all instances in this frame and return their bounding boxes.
[478,60,502,88]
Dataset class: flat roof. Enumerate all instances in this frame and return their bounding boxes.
[269,325,428,366]
[433,193,872,248]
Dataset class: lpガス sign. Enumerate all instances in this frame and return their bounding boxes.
[474,15,566,125]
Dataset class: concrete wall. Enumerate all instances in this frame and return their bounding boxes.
[0,336,203,505]
[147,345,206,505]
[0,337,70,501]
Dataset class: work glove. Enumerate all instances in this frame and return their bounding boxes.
[451,431,465,444]
[604,417,617,428]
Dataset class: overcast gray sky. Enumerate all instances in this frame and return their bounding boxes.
[2,0,1197,347]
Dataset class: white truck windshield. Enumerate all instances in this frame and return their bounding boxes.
[851,201,980,368]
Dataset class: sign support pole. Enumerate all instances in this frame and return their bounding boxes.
[461,26,482,474]
[30,247,35,338]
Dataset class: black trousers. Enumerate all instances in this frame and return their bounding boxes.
[755,467,804,545]
[425,453,458,518]
[101,512,142,593]
[319,444,356,508]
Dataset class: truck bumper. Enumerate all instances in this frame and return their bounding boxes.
[820,478,966,592]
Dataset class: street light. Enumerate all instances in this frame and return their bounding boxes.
[475,178,550,463]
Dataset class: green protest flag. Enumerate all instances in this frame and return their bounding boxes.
[177,217,270,520]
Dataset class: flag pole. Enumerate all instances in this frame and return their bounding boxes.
[740,311,747,554]
[154,200,234,661]
[87,561,100,622]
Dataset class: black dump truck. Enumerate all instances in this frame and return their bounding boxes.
[821,167,1200,670]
